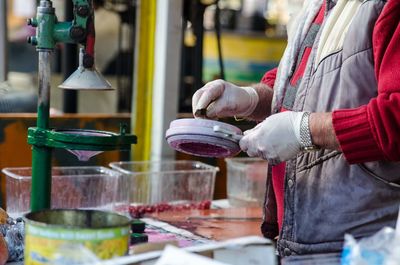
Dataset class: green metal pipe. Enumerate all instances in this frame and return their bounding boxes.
[36,1,56,50]
[31,50,52,211]
[31,145,52,211]
[53,22,73,44]
[37,52,51,129]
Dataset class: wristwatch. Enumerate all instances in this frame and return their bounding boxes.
[300,112,319,152]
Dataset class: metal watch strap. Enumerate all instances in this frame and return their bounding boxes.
[300,112,317,151]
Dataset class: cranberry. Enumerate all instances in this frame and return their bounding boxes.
[128,200,212,218]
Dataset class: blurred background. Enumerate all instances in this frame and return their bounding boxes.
[3,0,304,114]
[0,0,305,201]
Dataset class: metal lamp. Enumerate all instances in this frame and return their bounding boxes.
[59,48,112,90]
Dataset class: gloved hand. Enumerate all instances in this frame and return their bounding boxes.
[192,79,259,119]
[239,111,304,165]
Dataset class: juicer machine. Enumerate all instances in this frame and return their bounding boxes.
[27,0,137,211]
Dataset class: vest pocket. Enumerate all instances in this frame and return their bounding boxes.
[297,150,341,172]
[358,162,400,189]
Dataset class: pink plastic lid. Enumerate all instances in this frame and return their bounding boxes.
[165,118,243,158]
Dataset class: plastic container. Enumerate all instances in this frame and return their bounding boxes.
[225,158,268,207]
[2,166,123,218]
[109,161,219,217]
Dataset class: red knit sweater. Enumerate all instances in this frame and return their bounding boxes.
[332,0,400,164]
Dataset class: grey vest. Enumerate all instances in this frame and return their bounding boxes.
[262,0,400,257]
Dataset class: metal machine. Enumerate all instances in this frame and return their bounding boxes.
[27,0,137,211]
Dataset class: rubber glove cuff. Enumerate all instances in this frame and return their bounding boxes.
[236,87,259,118]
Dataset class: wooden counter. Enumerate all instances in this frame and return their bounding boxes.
[148,207,263,241]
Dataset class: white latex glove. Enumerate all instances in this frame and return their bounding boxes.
[239,111,304,165]
[192,79,259,119]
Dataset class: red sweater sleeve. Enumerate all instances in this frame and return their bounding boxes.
[332,0,400,164]
[261,67,278,88]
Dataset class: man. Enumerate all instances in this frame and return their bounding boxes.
[192,0,400,257]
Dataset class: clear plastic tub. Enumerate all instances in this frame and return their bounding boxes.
[2,166,123,218]
[225,158,268,207]
[109,160,219,217]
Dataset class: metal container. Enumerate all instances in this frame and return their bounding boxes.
[24,209,131,264]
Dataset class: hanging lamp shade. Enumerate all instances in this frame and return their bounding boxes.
[59,48,113,90]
